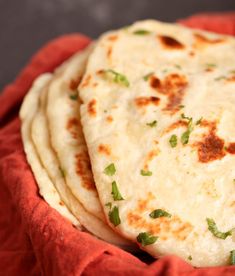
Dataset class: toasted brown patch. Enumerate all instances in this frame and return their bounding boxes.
[69,76,82,90]
[96,69,105,75]
[227,143,235,154]
[135,96,160,107]
[194,33,225,49]
[226,75,235,82]
[143,149,160,170]
[67,118,79,139]
[98,144,111,156]
[127,194,193,241]
[150,74,188,114]
[80,74,91,88]
[189,51,195,57]
[107,35,118,41]
[229,201,235,208]
[59,201,65,206]
[87,99,97,116]
[158,35,185,50]
[107,46,113,59]
[164,120,188,134]
[75,152,96,190]
[196,121,226,163]
[205,68,214,72]
[106,115,113,122]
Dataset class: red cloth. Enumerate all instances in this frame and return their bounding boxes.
[1,13,235,276]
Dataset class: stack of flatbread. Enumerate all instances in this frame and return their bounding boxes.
[20,20,235,267]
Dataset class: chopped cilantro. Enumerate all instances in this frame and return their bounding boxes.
[206,218,232,239]
[179,105,185,109]
[59,167,66,178]
[109,206,121,226]
[214,76,226,81]
[196,117,203,125]
[181,129,191,145]
[140,169,152,176]
[206,63,216,68]
[105,69,130,87]
[181,113,192,122]
[104,163,116,176]
[105,202,112,209]
[149,209,172,219]
[169,134,177,148]
[143,72,154,81]
[146,120,157,127]
[133,29,151,35]
[111,181,124,201]
[180,113,193,145]
[188,255,192,261]
[175,64,182,70]
[137,232,158,246]
[69,94,78,100]
[162,69,168,73]
[230,250,235,265]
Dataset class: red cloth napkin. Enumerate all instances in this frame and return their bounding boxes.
[1,13,235,276]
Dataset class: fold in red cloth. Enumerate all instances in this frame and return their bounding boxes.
[1,13,235,276]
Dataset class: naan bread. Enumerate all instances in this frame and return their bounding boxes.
[79,20,235,266]
[20,74,80,227]
[46,44,106,221]
[31,52,134,247]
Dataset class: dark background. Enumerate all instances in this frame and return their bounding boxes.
[1,0,235,91]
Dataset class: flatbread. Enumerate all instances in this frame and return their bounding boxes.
[19,74,80,227]
[31,52,134,247]
[79,20,235,266]
[46,44,105,221]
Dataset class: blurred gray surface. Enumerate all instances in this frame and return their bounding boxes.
[1,0,235,90]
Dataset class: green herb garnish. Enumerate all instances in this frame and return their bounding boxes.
[69,94,78,100]
[206,218,233,239]
[196,117,203,125]
[169,134,177,148]
[230,250,235,265]
[140,169,152,176]
[105,202,112,209]
[175,64,182,70]
[181,129,191,145]
[214,76,226,81]
[146,120,157,127]
[143,72,154,81]
[137,232,158,246]
[180,113,193,145]
[59,166,66,178]
[105,69,130,87]
[181,113,192,122]
[111,181,124,201]
[188,255,192,261]
[206,63,216,68]
[109,206,121,226]
[133,29,151,35]
[149,209,172,219]
[104,163,116,176]
[179,105,185,109]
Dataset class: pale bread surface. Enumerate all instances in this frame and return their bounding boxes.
[79,20,235,266]
[31,53,134,247]
[20,74,80,227]
[46,45,106,221]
